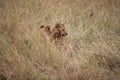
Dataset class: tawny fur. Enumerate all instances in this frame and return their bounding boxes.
[40,23,74,56]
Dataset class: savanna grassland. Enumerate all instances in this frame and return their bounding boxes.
[0,0,120,80]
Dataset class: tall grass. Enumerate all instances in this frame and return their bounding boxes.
[0,0,120,80]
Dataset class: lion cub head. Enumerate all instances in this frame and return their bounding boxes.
[55,23,68,37]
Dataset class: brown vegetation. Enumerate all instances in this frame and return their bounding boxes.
[0,0,120,80]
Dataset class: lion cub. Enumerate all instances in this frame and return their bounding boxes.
[40,23,74,56]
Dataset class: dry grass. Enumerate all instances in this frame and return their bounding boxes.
[0,0,120,80]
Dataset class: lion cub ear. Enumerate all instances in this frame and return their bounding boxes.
[40,25,44,28]
[55,23,65,28]
[45,26,50,31]
[62,23,65,26]
[55,23,60,28]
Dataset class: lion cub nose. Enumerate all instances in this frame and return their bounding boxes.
[62,33,67,36]
[65,33,68,36]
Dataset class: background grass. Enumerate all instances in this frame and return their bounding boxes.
[0,0,120,80]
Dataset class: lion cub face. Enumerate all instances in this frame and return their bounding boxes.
[55,23,67,37]
[40,25,51,34]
